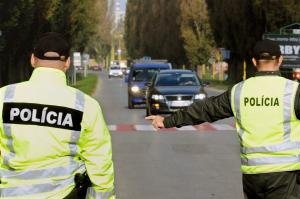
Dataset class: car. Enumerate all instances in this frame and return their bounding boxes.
[75,66,84,70]
[90,64,102,71]
[125,62,172,109]
[145,69,208,115]
[125,68,130,75]
[108,65,123,78]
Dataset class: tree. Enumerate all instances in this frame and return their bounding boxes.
[125,0,214,68]
[206,0,300,82]
[0,0,112,86]
[180,0,214,66]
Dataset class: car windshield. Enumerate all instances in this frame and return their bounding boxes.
[132,68,159,82]
[155,73,200,86]
[111,66,121,70]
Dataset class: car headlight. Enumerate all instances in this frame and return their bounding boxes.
[131,86,140,93]
[151,94,164,100]
[195,93,206,100]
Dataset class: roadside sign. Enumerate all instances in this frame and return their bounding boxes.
[220,48,231,60]
[293,29,300,34]
[82,53,90,78]
[73,52,81,67]
[263,34,300,68]
[82,53,90,65]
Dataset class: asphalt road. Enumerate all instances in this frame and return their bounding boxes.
[92,71,244,199]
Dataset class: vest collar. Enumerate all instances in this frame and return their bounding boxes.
[29,67,67,85]
[255,71,281,77]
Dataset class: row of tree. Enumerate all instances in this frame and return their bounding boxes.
[0,0,113,85]
[125,0,213,68]
[125,0,300,82]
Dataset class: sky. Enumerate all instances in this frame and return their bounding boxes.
[119,0,127,11]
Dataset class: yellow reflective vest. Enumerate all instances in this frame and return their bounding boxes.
[231,75,300,174]
[0,67,115,199]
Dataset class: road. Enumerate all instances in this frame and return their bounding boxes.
[92,71,244,199]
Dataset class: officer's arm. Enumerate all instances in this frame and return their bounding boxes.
[79,101,115,199]
[163,90,233,128]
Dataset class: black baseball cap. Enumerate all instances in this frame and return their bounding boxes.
[33,32,70,61]
[253,39,282,60]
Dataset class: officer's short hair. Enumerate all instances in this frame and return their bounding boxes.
[33,32,70,61]
[253,39,281,61]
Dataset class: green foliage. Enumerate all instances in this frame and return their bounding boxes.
[125,0,215,68]
[0,0,112,86]
[180,0,214,66]
[125,0,188,66]
[206,0,300,82]
[125,0,300,81]
[205,80,233,91]
[72,73,98,95]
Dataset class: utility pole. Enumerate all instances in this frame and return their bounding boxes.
[117,34,122,62]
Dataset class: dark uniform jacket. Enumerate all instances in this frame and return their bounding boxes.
[163,71,300,128]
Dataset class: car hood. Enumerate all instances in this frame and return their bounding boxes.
[154,86,205,95]
[110,69,122,72]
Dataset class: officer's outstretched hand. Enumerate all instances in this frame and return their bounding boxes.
[145,115,165,130]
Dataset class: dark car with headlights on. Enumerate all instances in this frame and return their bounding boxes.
[125,62,172,109]
[145,70,208,115]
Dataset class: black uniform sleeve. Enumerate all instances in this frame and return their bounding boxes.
[163,89,234,128]
[294,84,300,120]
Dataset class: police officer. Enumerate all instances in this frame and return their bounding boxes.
[0,32,115,199]
[146,39,300,199]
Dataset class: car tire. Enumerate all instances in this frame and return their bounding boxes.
[146,106,157,116]
[128,94,134,109]
[108,75,111,79]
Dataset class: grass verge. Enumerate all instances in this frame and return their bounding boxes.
[72,73,98,95]
[205,80,234,91]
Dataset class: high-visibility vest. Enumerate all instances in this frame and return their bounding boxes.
[0,67,115,199]
[231,75,300,174]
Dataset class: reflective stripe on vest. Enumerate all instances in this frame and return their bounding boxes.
[86,187,115,199]
[241,154,300,166]
[69,91,85,156]
[0,177,74,197]
[0,159,85,180]
[233,82,245,143]
[3,85,17,169]
[233,79,300,166]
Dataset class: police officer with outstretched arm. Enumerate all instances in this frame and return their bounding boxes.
[0,32,115,199]
[146,39,300,199]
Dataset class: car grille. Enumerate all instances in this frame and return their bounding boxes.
[165,95,193,101]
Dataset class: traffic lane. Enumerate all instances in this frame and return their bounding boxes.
[112,131,243,199]
[94,71,231,125]
[93,71,242,198]
[93,71,146,124]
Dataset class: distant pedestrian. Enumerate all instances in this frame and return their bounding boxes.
[146,39,300,199]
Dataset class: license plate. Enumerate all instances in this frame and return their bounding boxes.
[170,100,192,107]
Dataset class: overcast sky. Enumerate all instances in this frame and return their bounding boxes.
[120,0,127,11]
